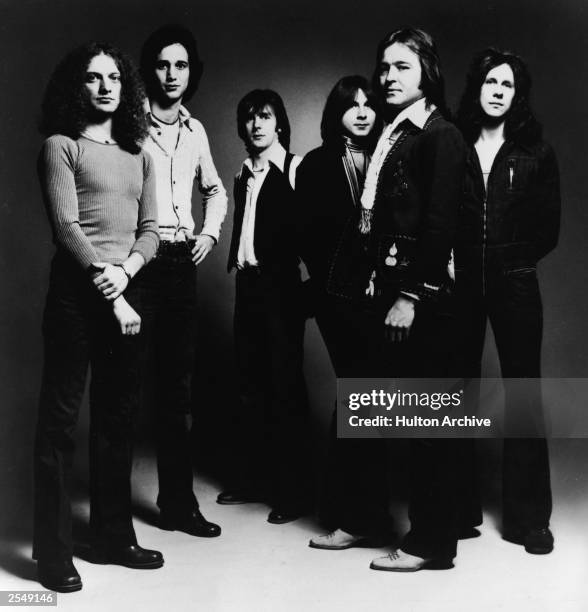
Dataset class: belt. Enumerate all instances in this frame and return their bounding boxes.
[236,265,262,276]
[154,239,196,262]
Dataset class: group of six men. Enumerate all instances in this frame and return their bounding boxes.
[33,22,558,593]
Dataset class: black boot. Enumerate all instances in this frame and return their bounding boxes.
[37,558,82,593]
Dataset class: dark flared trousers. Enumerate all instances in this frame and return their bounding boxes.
[231,268,312,512]
[315,295,394,539]
[317,292,464,560]
[33,254,143,562]
[455,262,552,531]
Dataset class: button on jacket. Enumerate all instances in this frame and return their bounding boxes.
[143,104,227,243]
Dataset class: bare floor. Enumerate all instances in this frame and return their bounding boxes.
[1,443,587,612]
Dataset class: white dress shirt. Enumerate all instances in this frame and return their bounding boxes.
[236,141,300,268]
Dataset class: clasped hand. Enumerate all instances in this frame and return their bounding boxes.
[92,262,128,300]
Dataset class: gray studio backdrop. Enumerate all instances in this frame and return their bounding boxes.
[1,0,587,534]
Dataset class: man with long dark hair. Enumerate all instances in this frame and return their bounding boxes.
[219,90,312,524]
[139,25,226,538]
[455,48,560,555]
[34,42,162,593]
[295,76,394,550]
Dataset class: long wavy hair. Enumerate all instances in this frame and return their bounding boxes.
[237,89,291,150]
[320,75,382,151]
[140,24,203,103]
[372,27,450,119]
[40,42,148,154]
[456,48,542,145]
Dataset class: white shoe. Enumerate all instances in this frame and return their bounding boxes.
[309,528,369,550]
[370,549,453,572]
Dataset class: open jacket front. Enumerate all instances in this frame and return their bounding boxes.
[329,110,467,305]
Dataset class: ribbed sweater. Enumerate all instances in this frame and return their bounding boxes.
[38,134,160,270]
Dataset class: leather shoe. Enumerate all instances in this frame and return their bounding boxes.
[503,526,554,554]
[93,544,164,569]
[37,558,82,593]
[309,528,391,550]
[216,489,265,505]
[160,508,221,537]
[267,508,304,524]
[370,549,454,572]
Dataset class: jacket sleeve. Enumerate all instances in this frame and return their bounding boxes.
[401,124,466,301]
[531,143,561,260]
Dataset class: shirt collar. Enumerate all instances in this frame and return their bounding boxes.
[388,97,436,134]
[241,140,287,176]
[145,100,193,131]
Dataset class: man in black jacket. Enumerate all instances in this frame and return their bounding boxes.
[217,90,312,525]
[364,28,468,572]
[454,47,561,555]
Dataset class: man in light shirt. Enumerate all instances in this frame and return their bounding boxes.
[218,90,312,525]
[139,24,227,538]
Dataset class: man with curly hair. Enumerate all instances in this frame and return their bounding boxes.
[34,42,162,593]
[139,25,226,538]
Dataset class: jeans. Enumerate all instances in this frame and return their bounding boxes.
[33,253,143,561]
[140,243,199,515]
[454,260,552,531]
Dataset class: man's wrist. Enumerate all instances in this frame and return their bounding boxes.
[199,233,217,245]
[115,262,133,281]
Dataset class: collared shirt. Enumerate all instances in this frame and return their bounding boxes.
[360,98,437,301]
[143,103,227,243]
[360,97,436,214]
[236,141,300,268]
[388,95,435,134]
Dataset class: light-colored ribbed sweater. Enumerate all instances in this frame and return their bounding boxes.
[38,134,159,270]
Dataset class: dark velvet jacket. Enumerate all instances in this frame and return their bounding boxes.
[296,144,372,301]
[455,139,560,272]
[367,110,467,303]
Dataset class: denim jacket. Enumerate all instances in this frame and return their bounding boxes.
[367,111,467,303]
[456,140,560,273]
